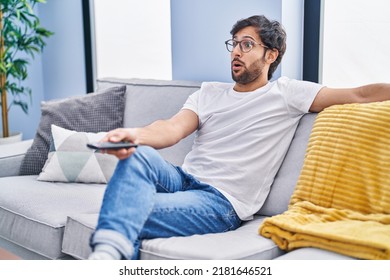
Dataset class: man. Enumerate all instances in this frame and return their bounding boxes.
[89,15,390,260]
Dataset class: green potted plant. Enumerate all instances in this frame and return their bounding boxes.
[0,0,53,143]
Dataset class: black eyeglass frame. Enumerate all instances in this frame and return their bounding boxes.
[224,39,269,53]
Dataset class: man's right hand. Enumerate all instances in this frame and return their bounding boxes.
[100,128,139,160]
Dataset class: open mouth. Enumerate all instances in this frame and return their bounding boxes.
[232,59,244,72]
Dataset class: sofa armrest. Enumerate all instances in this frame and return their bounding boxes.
[0,139,33,177]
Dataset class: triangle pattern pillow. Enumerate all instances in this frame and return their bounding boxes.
[37,125,118,183]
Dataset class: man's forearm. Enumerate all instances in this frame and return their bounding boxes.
[358,83,390,103]
[136,119,183,149]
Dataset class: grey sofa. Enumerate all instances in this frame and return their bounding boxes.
[0,77,354,260]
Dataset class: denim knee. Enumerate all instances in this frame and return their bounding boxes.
[116,145,165,175]
[133,145,161,165]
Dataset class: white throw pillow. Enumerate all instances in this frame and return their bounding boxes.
[37,125,118,184]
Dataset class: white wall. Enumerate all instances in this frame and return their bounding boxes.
[93,0,172,80]
[321,0,390,87]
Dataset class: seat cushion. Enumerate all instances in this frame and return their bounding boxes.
[140,216,284,260]
[0,176,106,259]
[62,213,98,259]
[62,214,284,260]
[274,248,356,260]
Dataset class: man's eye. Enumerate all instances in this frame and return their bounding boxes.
[243,41,253,48]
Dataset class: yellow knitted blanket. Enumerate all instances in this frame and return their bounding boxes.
[259,101,390,260]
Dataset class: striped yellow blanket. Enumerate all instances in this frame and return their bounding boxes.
[259,101,390,260]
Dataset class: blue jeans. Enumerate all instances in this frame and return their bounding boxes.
[90,146,241,259]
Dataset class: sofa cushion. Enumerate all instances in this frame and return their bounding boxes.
[62,214,284,260]
[258,113,317,216]
[20,85,126,175]
[274,248,356,260]
[37,125,118,184]
[140,216,284,260]
[96,78,201,166]
[0,176,106,259]
[62,213,98,259]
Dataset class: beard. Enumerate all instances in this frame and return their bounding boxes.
[231,57,265,85]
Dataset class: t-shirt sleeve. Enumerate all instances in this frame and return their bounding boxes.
[278,77,325,116]
[182,89,200,115]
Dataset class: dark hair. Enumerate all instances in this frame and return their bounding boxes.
[230,15,286,80]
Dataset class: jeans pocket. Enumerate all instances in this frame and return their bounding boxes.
[220,211,242,232]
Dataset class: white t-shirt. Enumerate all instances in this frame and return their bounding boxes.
[181,76,324,220]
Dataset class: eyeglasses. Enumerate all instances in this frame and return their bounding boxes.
[224,39,268,53]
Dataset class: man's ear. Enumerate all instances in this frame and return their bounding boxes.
[267,49,279,64]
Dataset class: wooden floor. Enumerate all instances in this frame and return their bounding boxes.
[0,248,20,260]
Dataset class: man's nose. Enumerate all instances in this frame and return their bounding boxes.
[231,44,242,56]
